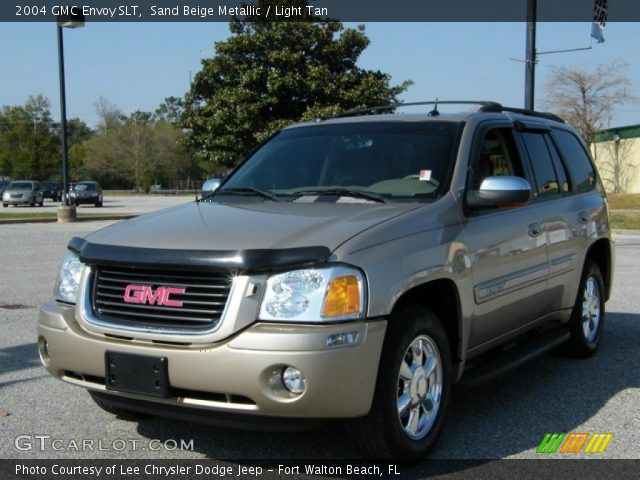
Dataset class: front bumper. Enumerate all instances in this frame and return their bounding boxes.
[71,195,99,204]
[3,196,34,205]
[38,300,387,419]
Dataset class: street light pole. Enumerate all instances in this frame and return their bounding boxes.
[524,0,537,111]
[56,25,70,206]
[56,13,84,223]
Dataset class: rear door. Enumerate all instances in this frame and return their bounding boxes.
[517,124,577,313]
[548,128,606,309]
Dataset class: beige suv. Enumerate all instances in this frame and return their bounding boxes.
[38,102,614,459]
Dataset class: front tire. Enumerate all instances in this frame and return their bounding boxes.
[563,260,606,357]
[348,304,452,460]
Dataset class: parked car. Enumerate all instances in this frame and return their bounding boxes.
[69,181,103,207]
[42,182,63,202]
[0,180,10,196]
[39,101,613,460]
[3,180,44,207]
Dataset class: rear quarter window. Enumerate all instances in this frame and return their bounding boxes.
[550,129,596,193]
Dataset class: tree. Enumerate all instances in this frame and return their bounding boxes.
[0,95,59,180]
[57,117,93,179]
[544,61,637,150]
[81,102,193,190]
[181,0,412,174]
[155,96,183,124]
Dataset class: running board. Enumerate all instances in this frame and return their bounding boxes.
[459,328,570,389]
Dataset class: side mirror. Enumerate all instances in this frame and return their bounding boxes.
[202,177,222,194]
[466,176,531,209]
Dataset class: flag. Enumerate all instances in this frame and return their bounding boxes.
[591,0,608,43]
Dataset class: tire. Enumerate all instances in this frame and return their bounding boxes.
[89,391,151,421]
[2,203,6,208]
[95,201,102,207]
[30,201,35,207]
[563,260,606,357]
[39,200,44,207]
[347,304,452,460]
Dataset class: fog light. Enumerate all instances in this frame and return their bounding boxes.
[326,331,359,347]
[282,367,306,394]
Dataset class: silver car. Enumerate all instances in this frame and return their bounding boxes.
[2,180,44,207]
[38,102,614,460]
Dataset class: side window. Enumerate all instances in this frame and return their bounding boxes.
[521,132,560,199]
[551,129,596,193]
[545,136,570,193]
[470,128,525,189]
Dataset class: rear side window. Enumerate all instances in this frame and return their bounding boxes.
[551,129,596,193]
[521,132,560,199]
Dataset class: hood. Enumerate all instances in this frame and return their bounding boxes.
[75,200,420,270]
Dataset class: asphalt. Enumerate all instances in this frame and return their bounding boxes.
[0,220,638,461]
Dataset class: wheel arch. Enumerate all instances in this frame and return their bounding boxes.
[585,238,613,301]
[392,279,463,370]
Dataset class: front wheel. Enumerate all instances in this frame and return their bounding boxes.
[347,304,452,460]
[563,260,606,357]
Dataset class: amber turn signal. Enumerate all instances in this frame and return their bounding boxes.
[321,275,361,318]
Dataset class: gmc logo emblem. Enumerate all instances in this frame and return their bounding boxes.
[123,284,186,307]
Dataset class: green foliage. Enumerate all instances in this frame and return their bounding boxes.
[155,96,184,124]
[0,95,59,180]
[181,0,412,174]
[81,109,194,191]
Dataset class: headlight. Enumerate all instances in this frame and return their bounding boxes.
[54,252,85,303]
[259,266,365,322]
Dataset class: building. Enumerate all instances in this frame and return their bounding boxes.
[592,124,640,194]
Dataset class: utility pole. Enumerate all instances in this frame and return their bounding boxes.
[524,0,537,111]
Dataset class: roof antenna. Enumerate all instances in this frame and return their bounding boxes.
[428,98,440,117]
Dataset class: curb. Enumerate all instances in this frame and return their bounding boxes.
[0,214,136,225]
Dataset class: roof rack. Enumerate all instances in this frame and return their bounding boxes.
[327,100,564,124]
[332,101,502,119]
[498,107,564,123]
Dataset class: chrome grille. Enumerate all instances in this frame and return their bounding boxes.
[91,266,233,332]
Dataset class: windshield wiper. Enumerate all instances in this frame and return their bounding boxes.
[293,189,387,203]
[204,187,281,202]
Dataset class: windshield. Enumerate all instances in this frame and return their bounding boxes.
[222,121,461,201]
[8,182,33,190]
[74,183,96,191]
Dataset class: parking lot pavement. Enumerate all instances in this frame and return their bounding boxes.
[0,222,638,460]
[1,194,192,217]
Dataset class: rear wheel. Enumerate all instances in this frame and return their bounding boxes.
[563,260,605,357]
[89,391,151,421]
[347,304,452,460]
[2,203,6,208]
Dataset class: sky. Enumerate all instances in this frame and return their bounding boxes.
[0,21,639,128]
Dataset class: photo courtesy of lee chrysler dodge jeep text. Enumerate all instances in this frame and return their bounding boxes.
[38,101,614,460]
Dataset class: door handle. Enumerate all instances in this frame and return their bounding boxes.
[578,211,590,224]
[528,222,542,237]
